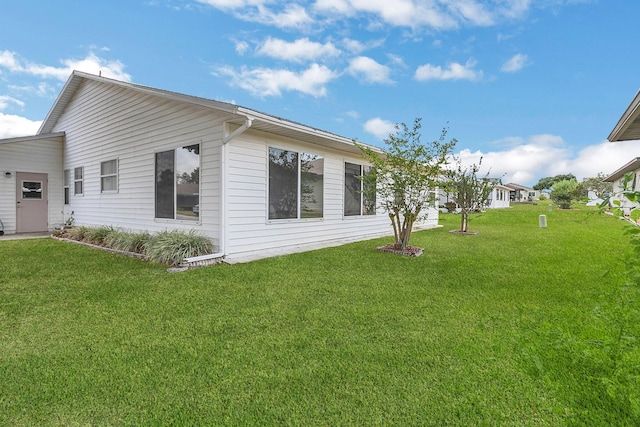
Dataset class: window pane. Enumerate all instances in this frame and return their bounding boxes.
[101,159,117,175]
[155,150,175,219]
[22,181,42,199]
[64,169,71,186]
[176,144,200,221]
[74,167,83,180]
[344,162,361,216]
[64,187,70,205]
[74,181,83,196]
[101,176,117,192]
[301,154,323,218]
[362,165,376,215]
[269,148,298,219]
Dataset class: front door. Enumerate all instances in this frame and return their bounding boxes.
[16,172,48,233]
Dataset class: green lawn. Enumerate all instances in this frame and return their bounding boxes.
[1,204,638,426]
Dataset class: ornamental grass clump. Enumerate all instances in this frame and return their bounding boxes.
[64,225,91,241]
[104,230,151,254]
[143,229,214,266]
[83,225,116,245]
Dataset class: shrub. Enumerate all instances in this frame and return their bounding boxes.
[83,225,116,245]
[143,229,214,266]
[65,225,91,241]
[107,230,151,254]
[550,179,578,209]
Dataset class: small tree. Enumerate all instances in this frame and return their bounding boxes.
[359,118,456,250]
[550,179,578,209]
[533,173,577,191]
[445,158,494,233]
[575,173,613,199]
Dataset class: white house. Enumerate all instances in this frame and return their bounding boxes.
[0,71,440,262]
[486,184,511,209]
[605,89,640,214]
[504,183,538,202]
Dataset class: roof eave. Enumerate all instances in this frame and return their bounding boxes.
[608,89,640,142]
[604,157,640,182]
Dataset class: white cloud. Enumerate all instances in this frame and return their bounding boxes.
[453,135,640,187]
[0,113,41,138]
[234,41,250,55]
[347,56,393,84]
[0,95,25,110]
[256,37,341,63]
[445,0,494,26]
[215,63,338,97]
[414,58,482,82]
[198,0,313,29]
[0,50,131,82]
[501,53,530,72]
[364,117,396,140]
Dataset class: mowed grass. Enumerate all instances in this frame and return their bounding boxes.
[1,204,638,426]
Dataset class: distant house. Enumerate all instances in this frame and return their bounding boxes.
[605,89,640,214]
[0,71,441,262]
[603,157,640,213]
[486,183,511,208]
[504,183,538,202]
[437,177,509,211]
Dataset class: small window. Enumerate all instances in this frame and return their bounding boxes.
[64,169,71,204]
[22,181,43,199]
[74,167,83,195]
[101,159,118,193]
[344,162,376,216]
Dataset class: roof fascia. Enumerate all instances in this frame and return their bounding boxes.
[604,157,640,182]
[608,89,640,142]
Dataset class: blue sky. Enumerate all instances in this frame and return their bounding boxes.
[1,0,639,186]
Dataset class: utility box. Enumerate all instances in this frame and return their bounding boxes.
[539,215,547,228]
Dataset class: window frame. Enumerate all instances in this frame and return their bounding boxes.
[343,161,376,217]
[100,159,119,193]
[267,146,324,222]
[74,166,83,196]
[64,169,71,204]
[154,144,201,223]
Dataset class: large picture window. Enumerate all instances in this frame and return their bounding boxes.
[155,144,200,221]
[268,147,323,220]
[344,162,376,216]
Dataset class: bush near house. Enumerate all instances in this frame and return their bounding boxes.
[55,226,212,266]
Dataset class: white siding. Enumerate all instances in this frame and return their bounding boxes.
[223,129,438,262]
[0,136,64,234]
[51,80,224,248]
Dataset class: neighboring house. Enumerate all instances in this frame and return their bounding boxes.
[437,178,509,210]
[603,157,640,213]
[504,183,538,202]
[486,183,511,209]
[0,71,440,262]
[606,89,640,214]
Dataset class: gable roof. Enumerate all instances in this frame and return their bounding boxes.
[504,183,533,191]
[604,157,640,182]
[39,71,378,156]
[608,89,640,142]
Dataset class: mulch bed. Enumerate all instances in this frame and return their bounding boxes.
[376,244,424,257]
[449,230,480,235]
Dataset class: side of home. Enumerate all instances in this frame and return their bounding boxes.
[1,71,440,261]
